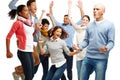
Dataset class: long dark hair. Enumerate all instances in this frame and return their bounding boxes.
[8,5,26,20]
[48,26,69,39]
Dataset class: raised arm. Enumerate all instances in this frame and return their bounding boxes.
[39,10,45,23]
[48,1,56,27]
[49,1,54,15]
[77,0,84,18]
[46,13,55,28]
[68,0,86,30]
[8,0,19,9]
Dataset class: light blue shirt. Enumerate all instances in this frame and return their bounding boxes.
[52,15,81,48]
[8,0,18,9]
[79,19,115,59]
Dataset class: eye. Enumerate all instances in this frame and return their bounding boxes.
[93,8,100,11]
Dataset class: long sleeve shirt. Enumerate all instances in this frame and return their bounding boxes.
[6,20,34,52]
[69,17,86,61]
[52,15,81,48]
[79,19,115,59]
[8,0,18,9]
[8,0,41,42]
[43,38,70,67]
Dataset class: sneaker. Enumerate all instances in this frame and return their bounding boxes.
[12,72,20,80]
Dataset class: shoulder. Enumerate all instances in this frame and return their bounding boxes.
[14,20,23,25]
[104,19,114,25]
[59,39,66,45]
[103,19,115,29]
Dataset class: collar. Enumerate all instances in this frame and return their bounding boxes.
[50,36,60,42]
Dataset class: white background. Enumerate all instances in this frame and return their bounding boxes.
[0,0,120,80]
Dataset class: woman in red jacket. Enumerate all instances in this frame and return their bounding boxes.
[6,4,35,80]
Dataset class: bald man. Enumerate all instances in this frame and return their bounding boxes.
[77,3,115,80]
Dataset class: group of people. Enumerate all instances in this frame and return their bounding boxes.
[6,0,115,80]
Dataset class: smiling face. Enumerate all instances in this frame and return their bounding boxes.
[28,2,37,14]
[19,6,29,19]
[81,16,90,26]
[42,23,49,30]
[63,15,70,25]
[53,28,62,39]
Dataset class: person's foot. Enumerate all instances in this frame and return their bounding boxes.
[12,72,20,80]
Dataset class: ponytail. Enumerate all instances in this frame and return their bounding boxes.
[8,5,26,20]
[8,9,17,20]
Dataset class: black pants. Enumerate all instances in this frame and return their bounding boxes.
[17,50,34,80]
[61,47,73,80]
[34,54,49,80]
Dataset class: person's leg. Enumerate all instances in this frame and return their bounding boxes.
[52,63,67,80]
[66,56,73,80]
[34,54,40,74]
[32,46,40,66]
[61,48,73,80]
[80,57,93,80]
[67,48,73,80]
[76,60,83,80]
[94,59,108,80]
[46,65,56,80]
[17,50,34,80]
[61,73,66,80]
[40,55,49,80]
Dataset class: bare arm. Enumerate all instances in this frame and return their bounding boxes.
[68,50,81,56]
[47,1,56,28]
[6,39,13,58]
[39,10,45,23]
[46,13,55,28]
[68,0,86,30]
[49,1,54,15]
[77,0,84,17]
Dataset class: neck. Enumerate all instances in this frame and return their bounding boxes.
[96,17,104,21]
[30,12,36,17]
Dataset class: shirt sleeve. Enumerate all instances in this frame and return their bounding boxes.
[79,27,89,50]
[62,40,70,55]
[8,0,18,10]
[106,23,115,51]
[52,14,61,26]
[6,21,19,39]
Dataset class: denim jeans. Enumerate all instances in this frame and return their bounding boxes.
[61,47,73,80]
[76,60,83,80]
[17,50,34,80]
[46,63,67,80]
[34,54,49,80]
[80,57,108,80]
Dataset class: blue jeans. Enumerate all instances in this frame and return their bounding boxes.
[76,60,83,80]
[61,47,73,80]
[80,57,108,80]
[34,54,49,80]
[17,50,34,80]
[46,63,67,80]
